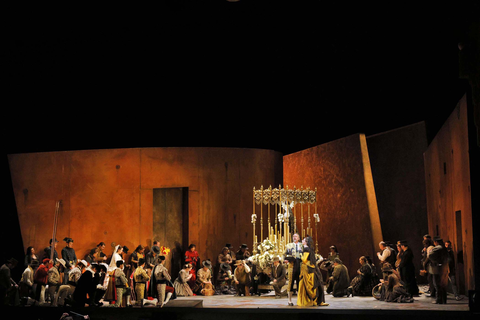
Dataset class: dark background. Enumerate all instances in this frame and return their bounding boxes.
[4,1,477,277]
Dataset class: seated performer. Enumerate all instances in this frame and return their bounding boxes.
[329,258,350,297]
[194,260,214,295]
[383,274,414,303]
[19,259,39,301]
[134,258,151,306]
[72,263,98,307]
[174,263,194,297]
[271,256,286,299]
[347,256,378,297]
[216,262,235,295]
[297,237,328,307]
[233,260,251,296]
[47,258,66,305]
[153,255,174,308]
[55,259,87,306]
[285,233,303,306]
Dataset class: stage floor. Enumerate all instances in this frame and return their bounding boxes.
[166,290,469,311]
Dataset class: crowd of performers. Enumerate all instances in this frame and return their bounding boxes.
[0,234,462,307]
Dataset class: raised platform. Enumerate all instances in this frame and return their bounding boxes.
[9,291,474,320]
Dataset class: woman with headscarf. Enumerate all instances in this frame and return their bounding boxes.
[104,245,123,303]
[297,236,329,307]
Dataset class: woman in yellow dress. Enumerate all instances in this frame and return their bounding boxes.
[297,236,329,307]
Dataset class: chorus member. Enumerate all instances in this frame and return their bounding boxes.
[24,246,38,269]
[130,245,145,270]
[445,240,462,300]
[184,244,199,289]
[94,242,108,263]
[225,243,236,266]
[0,258,19,306]
[44,238,59,264]
[271,256,286,299]
[395,241,403,272]
[55,260,87,306]
[134,258,151,306]
[146,245,160,270]
[297,237,328,306]
[33,258,50,304]
[174,263,194,297]
[428,237,449,304]
[114,260,132,307]
[19,260,39,300]
[347,256,377,297]
[217,247,233,265]
[377,241,395,267]
[61,237,77,285]
[285,233,303,306]
[236,244,251,261]
[216,262,234,295]
[153,256,174,308]
[73,263,98,307]
[46,258,66,305]
[398,241,419,296]
[233,260,251,296]
[329,258,349,297]
[384,274,414,303]
[194,260,214,295]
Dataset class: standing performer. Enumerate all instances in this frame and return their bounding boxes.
[184,244,200,289]
[297,237,328,307]
[134,258,150,306]
[61,238,77,285]
[285,233,303,306]
[271,256,286,299]
[398,241,419,296]
[44,239,59,264]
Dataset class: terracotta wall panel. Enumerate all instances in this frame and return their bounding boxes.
[8,147,283,269]
[424,94,475,292]
[283,134,382,280]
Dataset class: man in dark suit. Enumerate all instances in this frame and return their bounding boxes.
[271,256,286,298]
[428,237,449,304]
[398,240,419,296]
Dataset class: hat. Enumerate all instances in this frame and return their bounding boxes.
[42,258,51,264]
[220,262,231,271]
[63,237,73,243]
[123,246,129,253]
[152,246,160,254]
[225,244,233,249]
[159,255,166,261]
[433,236,443,242]
[272,256,280,262]
[78,260,88,267]
[57,258,66,268]
[202,260,212,268]
[98,264,108,272]
[49,238,59,244]
[240,244,248,249]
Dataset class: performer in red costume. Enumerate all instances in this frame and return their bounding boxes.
[184,244,200,289]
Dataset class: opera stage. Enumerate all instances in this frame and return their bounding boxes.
[11,290,473,320]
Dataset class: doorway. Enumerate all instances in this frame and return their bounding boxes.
[153,187,188,279]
